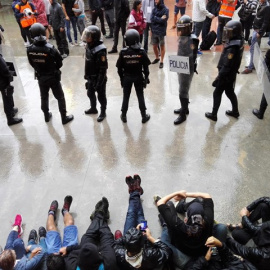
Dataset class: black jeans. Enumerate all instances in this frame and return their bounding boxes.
[80,214,117,270]
[87,79,107,111]
[143,23,151,53]
[202,17,212,41]
[217,16,232,44]
[121,75,146,114]
[240,15,255,41]
[212,80,238,113]
[232,203,270,245]
[54,29,69,55]
[92,9,106,35]
[1,85,15,119]
[38,75,67,115]
[112,19,127,50]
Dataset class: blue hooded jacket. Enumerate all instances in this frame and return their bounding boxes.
[150,0,169,36]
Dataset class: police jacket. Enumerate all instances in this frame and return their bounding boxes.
[49,0,66,30]
[226,235,270,270]
[217,38,244,83]
[0,54,12,90]
[27,40,63,77]
[85,41,108,87]
[150,0,169,36]
[116,47,151,79]
[113,237,171,270]
[253,2,270,36]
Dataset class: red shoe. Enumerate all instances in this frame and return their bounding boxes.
[13,214,23,236]
[115,230,123,240]
[241,68,252,74]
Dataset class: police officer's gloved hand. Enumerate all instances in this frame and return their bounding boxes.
[120,78,124,88]
[8,75,13,82]
[5,85,14,96]
[95,84,101,92]
[85,81,89,89]
[212,77,219,87]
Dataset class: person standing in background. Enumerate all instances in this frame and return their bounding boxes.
[171,0,186,29]
[142,0,154,53]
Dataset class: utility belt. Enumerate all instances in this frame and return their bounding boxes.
[35,70,61,80]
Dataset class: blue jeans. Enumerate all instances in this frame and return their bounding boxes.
[4,230,25,259]
[27,237,47,270]
[123,191,145,235]
[248,30,261,70]
[161,226,191,269]
[65,16,78,43]
[193,21,204,38]
[212,223,228,242]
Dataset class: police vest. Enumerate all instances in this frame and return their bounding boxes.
[15,2,36,28]
[219,0,237,17]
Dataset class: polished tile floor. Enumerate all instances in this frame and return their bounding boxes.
[0,2,269,246]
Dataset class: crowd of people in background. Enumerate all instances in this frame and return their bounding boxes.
[0,175,270,269]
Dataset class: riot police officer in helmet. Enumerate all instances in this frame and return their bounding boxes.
[83,25,108,122]
[205,20,244,121]
[174,15,199,125]
[116,29,151,123]
[27,23,74,124]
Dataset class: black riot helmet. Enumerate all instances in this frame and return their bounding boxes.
[81,25,101,44]
[177,15,193,36]
[30,23,46,42]
[124,228,144,254]
[223,20,242,42]
[124,29,141,49]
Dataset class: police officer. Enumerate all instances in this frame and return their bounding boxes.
[174,15,199,125]
[205,20,244,121]
[0,54,23,126]
[27,23,73,125]
[83,25,108,122]
[116,29,151,123]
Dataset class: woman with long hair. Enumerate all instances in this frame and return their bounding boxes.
[128,0,146,43]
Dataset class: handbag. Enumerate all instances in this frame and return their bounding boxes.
[73,1,82,17]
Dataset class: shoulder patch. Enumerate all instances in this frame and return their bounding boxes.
[101,55,106,62]
[228,53,234,59]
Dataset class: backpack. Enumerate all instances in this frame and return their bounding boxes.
[200,30,217,50]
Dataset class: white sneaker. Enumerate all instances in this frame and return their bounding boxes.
[61,54,68,59]
[69,42,75,47]
[74,41,79,46]
[79,41,85,47]
[24,42,30,47]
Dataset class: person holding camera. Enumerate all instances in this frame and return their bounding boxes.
[116,29,151,124]
[0,54,23,126]
[113,174,172,270]
[14,0,37,46]
[27,23,73,125]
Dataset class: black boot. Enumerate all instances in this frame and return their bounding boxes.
[120,112,127,123]
[44,112,52,122]
[225,110,240,118]
[90,197,110,220]
[97,110,106,122]
[61,114,74,125]
[7,117,23,126]
[252,109,264,119]
[141,111,150,123]
[174,108,189,114]
[174,98,188,125]
[205,112,217,121]
[12,107,18,116]
[85,107,98,114]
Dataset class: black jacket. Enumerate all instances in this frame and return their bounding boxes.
[49,0,66,30]
[247,197,270,212]
[114,0,130,21]
[226,236,270,270]
[252,2,270,36]
[102,0,114,10]
[113,237,171,270]
[206,0,221,17]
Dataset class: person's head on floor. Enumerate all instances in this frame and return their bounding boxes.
[124,228,145,256]
[185,202,205,237]
[253,221,270,247]
[78,243,103,270]
[47,254,65,270]
[0,249,16,270]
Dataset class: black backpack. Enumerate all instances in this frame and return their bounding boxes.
[200,30,217,50]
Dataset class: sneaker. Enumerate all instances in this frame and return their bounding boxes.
[38,226,47,239]
[74,41,79,46]
[197,50,203,55]
[152,58,160,64]
[69,42,75,47]
[241,68,252,74]
[61,54,68,59]
[154,195,161,205]
[115,230,123,240]
[79,41,85,47]
[159,62,164,68]
[48,200,58,220]
[12,214,23,236]
[62,195,73,215]
[28,229,38,243]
